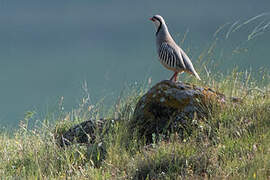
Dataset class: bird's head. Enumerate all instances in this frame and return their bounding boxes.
[149,15,165,30]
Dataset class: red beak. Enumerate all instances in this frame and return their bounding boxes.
[149,17,154,22]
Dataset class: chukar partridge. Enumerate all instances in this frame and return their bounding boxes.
[150,15,201,82]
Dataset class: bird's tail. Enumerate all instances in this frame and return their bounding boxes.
[193,71,201,80]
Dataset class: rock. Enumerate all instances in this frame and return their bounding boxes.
[130,80,226,142]
[57,118,111,167]
[57,80,229,146]
[58,118,110,147]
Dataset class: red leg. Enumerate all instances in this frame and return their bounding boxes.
[170,72,178,82]
[174,72,178,82]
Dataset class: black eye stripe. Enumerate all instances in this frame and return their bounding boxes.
[153,17,162,24]
[153,17,162,36]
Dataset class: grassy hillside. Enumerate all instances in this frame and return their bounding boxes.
[0,69,269,179]
[1,17,270,179]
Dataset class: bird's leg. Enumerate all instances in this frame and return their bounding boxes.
[174,72,179,82]
[170,72,178,82]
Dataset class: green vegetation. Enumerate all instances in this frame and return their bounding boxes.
[0,68,269,179]
[1,16,270,179]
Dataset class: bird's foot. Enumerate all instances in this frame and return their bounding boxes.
[169,72,178,82]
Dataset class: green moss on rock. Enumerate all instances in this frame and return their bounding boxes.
[130,80,226,142]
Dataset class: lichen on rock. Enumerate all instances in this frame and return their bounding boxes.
[130,80,226,142]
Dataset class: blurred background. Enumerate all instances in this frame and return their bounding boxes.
[0,0,270,127]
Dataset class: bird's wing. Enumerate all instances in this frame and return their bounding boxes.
[179,47,195,72]
[179,47,201,80]
[161,42,186,69]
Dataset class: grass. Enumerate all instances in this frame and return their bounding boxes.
[1,15,270,179]
[0,69,269,179]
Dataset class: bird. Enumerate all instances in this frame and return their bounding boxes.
[149,15,201,82]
